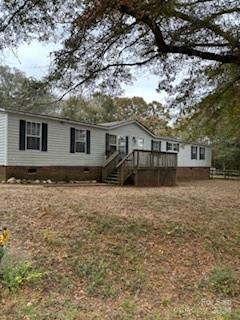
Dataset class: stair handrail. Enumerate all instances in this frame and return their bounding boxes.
[103,150,120,167]
[116,151,134,169]
[102,150,121,181]
[116,151,135,185]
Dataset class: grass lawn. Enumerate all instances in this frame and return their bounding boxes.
[0,180,240,319]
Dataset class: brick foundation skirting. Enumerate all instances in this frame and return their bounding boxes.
[0,166,7,181]
[5,166,102,182]
[0,166,210,183]
[176,167,210,181]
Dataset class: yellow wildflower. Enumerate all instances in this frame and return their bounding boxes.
[0,228,10,246]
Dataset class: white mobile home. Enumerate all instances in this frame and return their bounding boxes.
[0,109,211,185]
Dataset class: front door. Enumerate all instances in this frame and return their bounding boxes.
[118,136,126,157]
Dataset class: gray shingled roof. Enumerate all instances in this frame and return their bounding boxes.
[98,120,131,127]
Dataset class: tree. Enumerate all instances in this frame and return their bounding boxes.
[60,93,117,123]
[114,97,172,135]
[0,65,58,113]
[175,64,240,169]
[0,0,239,107]
[60,93,173,135]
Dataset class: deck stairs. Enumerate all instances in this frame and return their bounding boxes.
[103,170,119,185]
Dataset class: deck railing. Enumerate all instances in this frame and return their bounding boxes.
[102,150,121,181]
[116,150,177,185]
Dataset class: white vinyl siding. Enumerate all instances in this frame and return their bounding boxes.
[109,123,153,153]
[7,113,105,166]
[0,112,7,165]
[178,144,211,167]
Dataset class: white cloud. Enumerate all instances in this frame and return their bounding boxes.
[2,41,58,78]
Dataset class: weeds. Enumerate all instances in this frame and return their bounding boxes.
[41,229,60,247]
[0,257,44,292]
[74,256,116,298]
[0,227,10,262]
[223,309,240,320]
[207,267,238,296]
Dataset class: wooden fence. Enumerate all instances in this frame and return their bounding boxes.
[210,168,240,180]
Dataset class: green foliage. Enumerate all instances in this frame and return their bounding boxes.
[74,256,116,298]
[114,299,138,320]
[207,267,238,296]
[0,65,58,114]
[0,257,44,292]
[176,65,240,170]
[0,246,4,262]
[223,310,240,320]
[60,93,172,136]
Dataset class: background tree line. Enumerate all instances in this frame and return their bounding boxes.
[0,65,172,137]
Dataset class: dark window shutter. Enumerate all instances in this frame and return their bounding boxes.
[19,120,26,150]
[151,140,154,151]
[86,130,91,154]
[159,141,161,152]
[105,133,110,155]
[126,136,129,154]
[41,123,48,151]
[70,128,75,153]
[166,142,169,151]
[176,143,179,152]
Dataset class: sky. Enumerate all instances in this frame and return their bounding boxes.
[2,41,166,103]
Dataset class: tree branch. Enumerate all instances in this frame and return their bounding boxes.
[119,4,240,65]
[56,54,159,101]
[0,1,31,32]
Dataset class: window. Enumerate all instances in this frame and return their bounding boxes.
[191,146,198,160]
[109,134,117,153]
[75,129,86,153]
[167,142,179,152]
[173,144,179,152]
[152,140,161,152]
[138,138,144,149]
[26,122,41,150]
[199,147,205,160]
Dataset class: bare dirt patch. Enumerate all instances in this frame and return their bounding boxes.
[0,180,240,319]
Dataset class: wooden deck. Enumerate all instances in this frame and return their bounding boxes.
[102,150,177,186]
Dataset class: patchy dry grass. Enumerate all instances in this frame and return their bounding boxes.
[0,180,240,319]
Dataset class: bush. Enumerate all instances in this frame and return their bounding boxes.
[208,266,238,296]
[0,257,44,292]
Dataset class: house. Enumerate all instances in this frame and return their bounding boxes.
[0,108,212,186]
